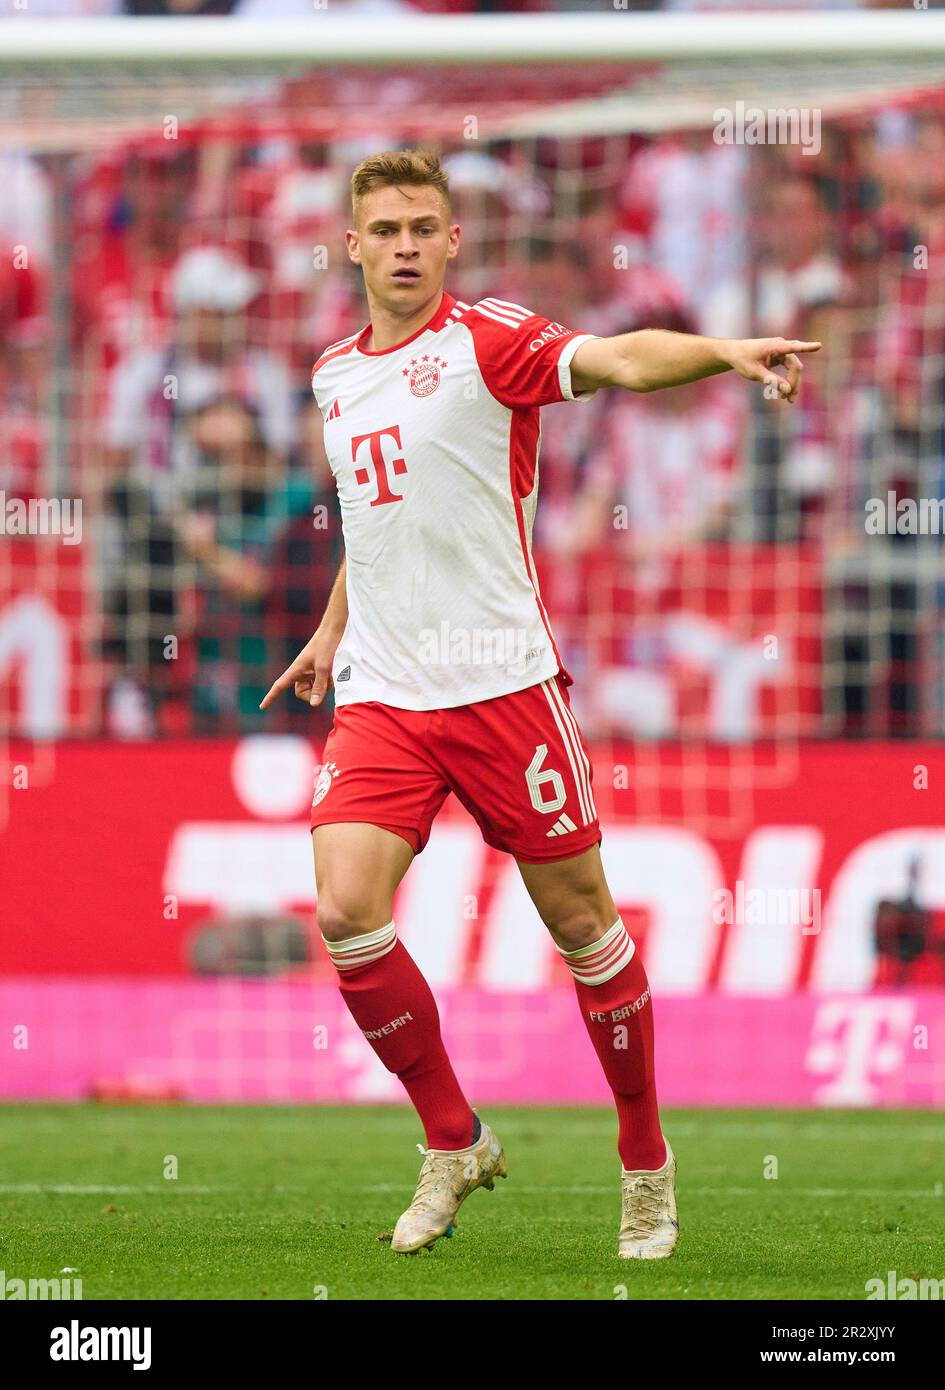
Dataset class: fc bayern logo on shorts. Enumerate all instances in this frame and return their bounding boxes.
[406,355,445,397]
[312,760,340,808]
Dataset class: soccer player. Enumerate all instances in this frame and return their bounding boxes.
[260,149,820,1258]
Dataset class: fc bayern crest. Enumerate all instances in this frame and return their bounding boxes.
[406,354,445,398]
[312,760,340,808]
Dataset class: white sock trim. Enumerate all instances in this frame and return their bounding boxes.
[323,920,396,972]
[558,917,635,986]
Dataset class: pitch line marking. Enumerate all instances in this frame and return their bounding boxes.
[363,1183,943,1198]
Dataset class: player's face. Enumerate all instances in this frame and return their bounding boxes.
[347,184,460,309]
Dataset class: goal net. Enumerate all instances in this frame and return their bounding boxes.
[3,13,945,843]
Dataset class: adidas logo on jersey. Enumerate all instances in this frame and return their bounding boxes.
[546,812,578,837]
[336,665,351,682]
[326,399,342,420]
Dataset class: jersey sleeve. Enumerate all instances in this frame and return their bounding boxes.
[466,298,600,409]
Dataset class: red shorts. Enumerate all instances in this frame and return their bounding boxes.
[310,672,601,862]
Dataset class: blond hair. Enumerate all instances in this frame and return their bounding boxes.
[350,149,450,221]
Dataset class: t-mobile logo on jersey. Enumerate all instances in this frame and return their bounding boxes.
[351,425,407,507]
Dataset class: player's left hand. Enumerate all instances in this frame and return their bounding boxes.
[724,337,822,403]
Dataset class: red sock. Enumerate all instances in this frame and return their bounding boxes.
[559,918,666,1171]
[324,921,475,1151]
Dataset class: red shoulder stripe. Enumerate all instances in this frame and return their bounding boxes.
[311,335,360,379]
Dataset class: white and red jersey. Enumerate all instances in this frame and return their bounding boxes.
[311,290,599,710]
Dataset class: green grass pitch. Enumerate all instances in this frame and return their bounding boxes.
[2,1105,942,1301]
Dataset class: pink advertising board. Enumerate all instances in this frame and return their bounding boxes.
[3,981,943,1108]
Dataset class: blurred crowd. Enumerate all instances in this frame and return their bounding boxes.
[3,103,945,738]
